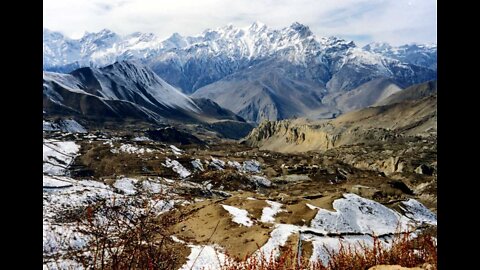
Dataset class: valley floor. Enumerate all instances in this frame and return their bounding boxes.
[42,128,437,270]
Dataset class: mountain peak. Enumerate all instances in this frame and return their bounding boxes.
[81,29,118,40]
[363,42,392,52]
[170,32,183,39]
[222,23,236,31]
[249,21,267,31]
[43,28,65,39]
[98,28,114,34]
[105,60,147,73]
[288,22,313,37]
[318,36,356,50]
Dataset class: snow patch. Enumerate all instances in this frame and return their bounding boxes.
[43,175,73,188]
[261,200,285,223]
[310,193,411,235]
[306,203,320,210]
[170,145,184,155]
[163,158,191,178]
[43,119,87,133]
[141,180,167,194]
[113,178,138,195]
[191,159,205,172]
[210,157,225,170]
[227,160,242,170]
[171,235,186,244]
[43,140,80,176]
[132,136,151,141]
[111,143,154,154]
[255,224,299,258]
[400,199,437,226]
[249,175,272,187]
[306,234,376,265]
[242,160,261,173]
[221,204,253,227]
[180,245,227,270]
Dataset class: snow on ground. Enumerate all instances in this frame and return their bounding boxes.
[400,199,437,226]
[221,204,254,227]
[170,145,184,155]
[43,175,73,188]
[226,159,261,173]
[227,160,242,170]
[171,235,186,244]
[113,178,138,195]
[149,199,176,215]
[306,203,319,210]
[309,193,411,235]
[261,200,285,223]
[43,178,116,259]
[43,175,176,267]
[43,119,87,133]
[42,120,57,131]
[111,143,154,154]
[43,140,80,176]
[242,160,261,173]
[43,223,89,255]
[163,178,175,184]
[103,140,114,147]
[249,175,272,187]
[141,180,168,194]
[132,136,151,141]
[191,159,205,171]
[43,137,181,268]
[255,224,299,259]
[305,234,377,265]
[252,193,437,265]
[179,245,227,270]
[43,258,84,270]
[210,157,225,170]
[43,180,115,221]
[163,158,191,178]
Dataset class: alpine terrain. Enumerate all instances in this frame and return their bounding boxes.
[44,22,436,122]
[43,22,437,270]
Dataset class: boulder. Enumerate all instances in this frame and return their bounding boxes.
[415,164,434,175]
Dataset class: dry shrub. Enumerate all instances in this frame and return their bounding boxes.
[222,231,437,270]
[71,195,182,270]
[55,194,436,270]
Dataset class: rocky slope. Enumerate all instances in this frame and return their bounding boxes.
[376,80,437,106]
[242,81,437,152]
[44,61,252,138]
[322,77,402,113]
[191,59,339,123]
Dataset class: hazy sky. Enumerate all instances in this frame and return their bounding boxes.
[43,0,437,46]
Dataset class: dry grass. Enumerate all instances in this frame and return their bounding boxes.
[221,231,437,270]
[53,194,436,270]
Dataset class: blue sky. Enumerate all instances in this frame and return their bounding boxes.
[43,0,437,46]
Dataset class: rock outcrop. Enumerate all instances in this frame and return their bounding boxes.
[242,83,436,153]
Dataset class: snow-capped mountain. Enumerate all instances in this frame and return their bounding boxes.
[43,22,436,122]
[363,42,437,71]
[43,22,436,92]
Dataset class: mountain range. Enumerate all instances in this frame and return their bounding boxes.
[43,61,252,139]
[44,22,436,123]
